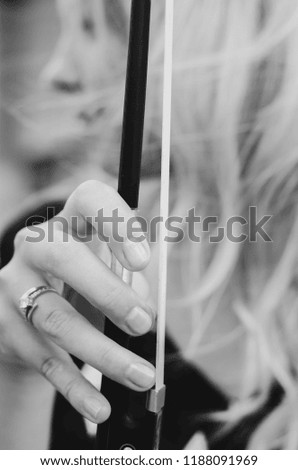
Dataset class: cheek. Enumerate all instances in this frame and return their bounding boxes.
[78,36,126,89]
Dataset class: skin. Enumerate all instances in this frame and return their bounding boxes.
[0,3,156,448]
[41,0,129,93]
[0,180,156,448]
[0,0,244,449]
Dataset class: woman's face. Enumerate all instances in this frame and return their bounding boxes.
[42,0,129,94]
[16,0,130,159]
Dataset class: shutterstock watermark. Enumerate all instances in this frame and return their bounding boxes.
[24,206,273,244]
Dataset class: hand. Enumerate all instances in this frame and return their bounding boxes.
[0,180,155,425]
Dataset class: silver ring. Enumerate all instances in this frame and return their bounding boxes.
[18,286,58,324]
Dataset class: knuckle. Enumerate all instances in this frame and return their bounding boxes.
[14,227,32,252]
[64,377,81,402]
[96,343,115,371]
[74,180,117,207]
[13,228,26,250]
[41,236,71,274]
[102,283,128,313]
[14,224,49,267]
[40,356,64,381]
[75,180,101,199]
[42,309,71,340]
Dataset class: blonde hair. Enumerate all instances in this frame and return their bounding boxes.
[7,0,298,449]
[67,0,298,449]
[144,0,298,449]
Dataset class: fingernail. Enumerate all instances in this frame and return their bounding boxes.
[84,397,103,421]
[126,306,153,334]
[126,363,155,388]
[124,239,150,267]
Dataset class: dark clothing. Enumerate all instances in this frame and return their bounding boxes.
[50,332,227,450]
[50,331,283,450]
[0,203,283,450]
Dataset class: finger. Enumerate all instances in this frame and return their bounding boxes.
[18,229,155,336]
[38,355,111,424]
[30,291,155,392]
[184,433,208,450]
[61,180,150,271]
[5,264,156,390]
[5,309,111,424]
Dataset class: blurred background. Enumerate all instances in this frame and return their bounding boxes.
[0,0,83,229]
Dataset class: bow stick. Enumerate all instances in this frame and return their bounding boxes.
[0,0,174,450]
[96,0,174,450]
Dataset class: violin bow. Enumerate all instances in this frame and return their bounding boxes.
[96,0,174,450]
